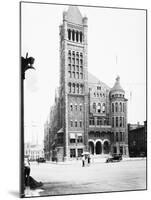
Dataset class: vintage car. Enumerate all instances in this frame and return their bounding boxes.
[36,157,46,163]
[106,154,122,163]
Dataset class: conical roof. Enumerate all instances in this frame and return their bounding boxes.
[110,76,124,93]
[67,6,83,25]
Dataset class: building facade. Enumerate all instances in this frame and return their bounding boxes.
[44,6,129,161]
[128,121,147,157]
[25,143,44,161]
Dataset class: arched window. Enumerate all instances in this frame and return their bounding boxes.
[115,102,118,112]
[80,84,83,94]
[77,84,79,94]
[80,73,83,79]
[70,104,73,111]
[73,83,75,93]
[72,30,75,41]
[76,72,79,79]
[72,71,75,78]
[68,71,71,78]
[68,29,71,40]
[76,31,79,42]
[80,31,82,42]
[80,66,83,72]
[120,102,122,112]
[112,103,114,113]
[93,103,96,112]
[97,103,101,113]
[120,117,122,127]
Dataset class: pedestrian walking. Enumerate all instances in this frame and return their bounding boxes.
[82,155,85,167]
[88,155,91,166]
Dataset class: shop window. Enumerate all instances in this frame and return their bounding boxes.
[70,149,76,157]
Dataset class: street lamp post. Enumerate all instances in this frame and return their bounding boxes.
[20,53,35,197]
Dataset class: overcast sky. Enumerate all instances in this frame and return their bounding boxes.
[21,3,146,144]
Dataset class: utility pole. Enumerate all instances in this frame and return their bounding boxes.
[20,53,35,197]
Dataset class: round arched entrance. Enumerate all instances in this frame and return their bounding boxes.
[103,140,110,154]
[88,141,94,154]
[95,141,102,154]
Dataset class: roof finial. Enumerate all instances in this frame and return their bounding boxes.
[116,75,120,82]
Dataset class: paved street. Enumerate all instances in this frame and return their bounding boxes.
[28,159,146,196]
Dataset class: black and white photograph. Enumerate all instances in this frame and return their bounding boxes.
[20,1,147,198]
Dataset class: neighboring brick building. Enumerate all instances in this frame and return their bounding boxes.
[128,121,147,157]
[44,6,129,161]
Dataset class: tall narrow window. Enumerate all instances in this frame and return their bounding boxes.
[112,117,114,127]
[68,29,71,40]
[77,84,79,94]
[115,102,118,112]
[102,103,105,113]
[97,103,101,113]
[112,103,114,113]
[120,102,122,112]
[76,31,79,42]
[80,104,82,111]
[73,83,75,93]
[70,121,73,127]
[79,121,82,127]
[116,117,118,127]
[72,30,75,41]
[123,103,125,112]
[120,117,122,127]
[93,103,96,112]
[116,132,119,142]
[76,72,79,79]
[70,104,73,111]
[80,31,82,42]
[68,82,71,93]
[80,73,83,79]
[75,121,78,127]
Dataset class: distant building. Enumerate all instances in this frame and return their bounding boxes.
[128,121,147,157]
[44,6,129,162]
[25,143,44,161]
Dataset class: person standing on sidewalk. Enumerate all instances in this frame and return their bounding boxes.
[82,155,85,167]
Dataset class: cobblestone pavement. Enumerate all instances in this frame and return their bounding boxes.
[26,159,146,197]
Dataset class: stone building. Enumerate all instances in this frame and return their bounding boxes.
[44,6,129,161]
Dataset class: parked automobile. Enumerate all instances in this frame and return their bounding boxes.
[36,157,46,163]
[106,154,122,163]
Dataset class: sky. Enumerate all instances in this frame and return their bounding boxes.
[21,3,146,144]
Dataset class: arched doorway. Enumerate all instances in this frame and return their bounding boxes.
[103,141,110,154]
[95,141,102,154]
[88,141,94,154]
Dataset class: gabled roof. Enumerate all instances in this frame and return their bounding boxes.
[67,6,83,25]
[88,72,110,90]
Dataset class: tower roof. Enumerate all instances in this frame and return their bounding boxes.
[67,6,83,25]
[110,76,124,93]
